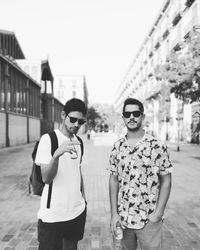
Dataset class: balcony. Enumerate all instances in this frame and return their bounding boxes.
[163,29,169,40]
[172,13,182,27]
[143,60,147,65]
[185,0,195,8]
[162,0,170,14]
[173,43,182,51]
[148,72,153,78]
[149,27,155,38]
[149,51,153,58]
[155,42,160,50]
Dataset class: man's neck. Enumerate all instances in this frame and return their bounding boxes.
[59,127,73,139]
[126,128,145,140]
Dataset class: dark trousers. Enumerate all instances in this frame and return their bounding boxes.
[38,208,86,250]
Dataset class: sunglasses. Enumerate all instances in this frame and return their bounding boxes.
[68,115,86,125]
[123,111,142,118]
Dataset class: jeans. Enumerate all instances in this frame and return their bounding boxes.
[121,220,163,250]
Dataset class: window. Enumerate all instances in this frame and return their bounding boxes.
[29,81,40,117]
[72,90,76,98]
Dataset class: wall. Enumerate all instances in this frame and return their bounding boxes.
[54,121,60,129]
[9,114,27,146]
[0,112,6,148]
[29,117,40,142]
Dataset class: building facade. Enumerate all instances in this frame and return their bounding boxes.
[16,59,63,133]
[115,0,200,143]
[0,30,64,148]
[54,74,88,106]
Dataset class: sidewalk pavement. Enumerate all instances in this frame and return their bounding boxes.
[0,132,200,250]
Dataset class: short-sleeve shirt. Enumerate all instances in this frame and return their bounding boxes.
[109,133,173,229]
[35,129,85,223]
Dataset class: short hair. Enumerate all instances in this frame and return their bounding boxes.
[122,98,144,114]
[63,98,87,116]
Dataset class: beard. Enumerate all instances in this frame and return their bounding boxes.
[70,127,79,135]
[127,121,142,132]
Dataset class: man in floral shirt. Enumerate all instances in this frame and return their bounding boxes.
[109,98,173,250]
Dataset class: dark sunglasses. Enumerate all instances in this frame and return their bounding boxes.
[68,115,86,125]
[123,111,142,118]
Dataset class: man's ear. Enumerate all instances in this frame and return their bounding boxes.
[61,111,66,120]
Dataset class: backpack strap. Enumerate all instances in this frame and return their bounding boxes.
[76,135,84,163]
[46,131,58,209]
[32,140,39,161]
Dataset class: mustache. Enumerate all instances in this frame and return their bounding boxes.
[128,120,136,123]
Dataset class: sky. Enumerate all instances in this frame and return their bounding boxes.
[0,0,165,105]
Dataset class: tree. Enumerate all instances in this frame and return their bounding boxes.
[92,103,121,132]
[86,106,101,129]
[186,28,200,102]
[83,75,89,108]
[154,28,200,102]
[154,28,200,149]
[154,50,194,101]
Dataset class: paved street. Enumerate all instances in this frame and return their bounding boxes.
[0,132,200,250]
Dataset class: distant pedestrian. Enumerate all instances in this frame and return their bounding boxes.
[87,129,91,140]
[35,98,87,250]
[108,98,173,250]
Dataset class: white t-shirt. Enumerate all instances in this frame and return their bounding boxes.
[35,129,85,223]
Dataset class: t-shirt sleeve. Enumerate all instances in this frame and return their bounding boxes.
[108,145,118,175]
[35,133,52,165]
[159,144,173,175]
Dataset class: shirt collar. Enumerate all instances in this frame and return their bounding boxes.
[123,131,152,148]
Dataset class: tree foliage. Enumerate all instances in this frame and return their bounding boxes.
[86,106,101,129]
[154,28,200,103]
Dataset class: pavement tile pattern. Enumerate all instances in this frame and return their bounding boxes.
[0,133,200,250]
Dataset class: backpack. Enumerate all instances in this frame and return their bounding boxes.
[29,131,58,196]
[29,132,84,198]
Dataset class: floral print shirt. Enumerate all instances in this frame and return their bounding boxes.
[109,133,173,229]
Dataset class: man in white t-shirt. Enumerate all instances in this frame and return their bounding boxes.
[35,98,87,250]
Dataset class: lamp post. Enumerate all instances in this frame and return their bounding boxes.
[176,116,180,151]
[165,98,171,141]
[166,116,170,141]
[176,98,183,152]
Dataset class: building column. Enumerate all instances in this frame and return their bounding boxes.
[26,79,30,143]
[5,63,10,147]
